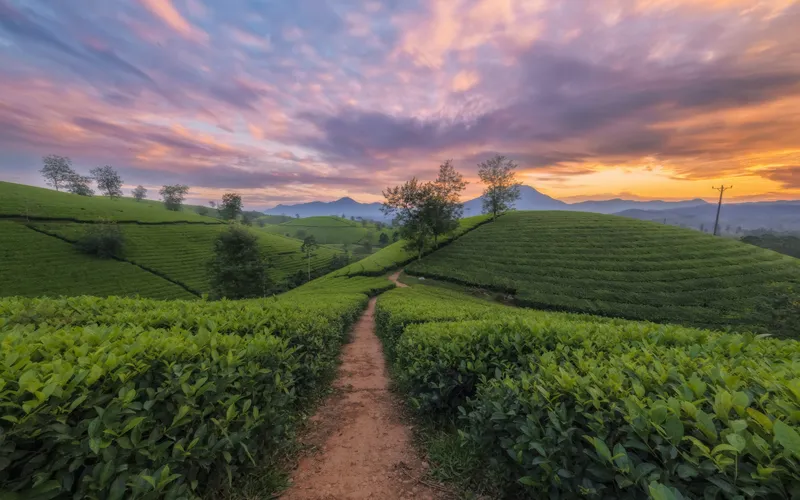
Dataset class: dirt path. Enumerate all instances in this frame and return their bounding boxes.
[281,286,442,499]
[388,271,408,288]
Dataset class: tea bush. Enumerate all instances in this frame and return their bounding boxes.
[377,286,800,499]
[0,277,382,499]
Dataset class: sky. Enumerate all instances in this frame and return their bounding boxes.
[0,0,798,209]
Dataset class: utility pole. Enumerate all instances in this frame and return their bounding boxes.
[711,185,732,236]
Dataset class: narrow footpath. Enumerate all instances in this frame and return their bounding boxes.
[281,272,444,499]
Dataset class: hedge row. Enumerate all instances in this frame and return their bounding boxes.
[0,285,373,499]
[376,287,800,499]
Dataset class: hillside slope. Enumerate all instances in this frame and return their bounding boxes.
[259,216,388,245]
[0,221,196,299]
[405,211,800,331]
[0,181,221,223]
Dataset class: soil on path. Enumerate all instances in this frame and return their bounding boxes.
[389,271,408,288]
[281,273,441,500]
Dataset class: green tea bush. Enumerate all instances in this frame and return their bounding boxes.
[377,286,800,499]
[0,282,377,499]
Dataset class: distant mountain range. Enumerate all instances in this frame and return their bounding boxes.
[264,186,798,231]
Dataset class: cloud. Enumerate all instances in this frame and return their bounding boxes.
[0,0,798,206]
[139,0,207,42]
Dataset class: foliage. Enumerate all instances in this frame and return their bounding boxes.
[66,172,94,196]
[301,235,319,282]
[132,185,147,201]
[406,211,800,334]
[326,215,491,279]
[742,233,800,259]
[0,181,215,223]
[40,154,74,192]
[160,184,190,211]
[74,222,125,259]
[220,193,243,221]
[0,221,194,300]
[90,165,123,198]
[379,232,389,246]
[428,160,468,244]
[376,285,800,499]
[477,155,521,220]
[208,225,271,299]
[30,223,339,297]
[0,287,374,499]
[382,177,435,259]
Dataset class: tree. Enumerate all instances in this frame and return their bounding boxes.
[208,226,270,299]
[40,155,74,192]
[477,155,521,220]
[66,172,93,196]
[132,185,148,201]
[160,185,189,211]
[392,231,400,242]
[90,165,123,198]
[295,213,300,219]
[382,177,435,260]
[301,235,318,282]
[75,222,124,258]
[219,192,243,221]
[428,160,468,244]
[379,232,389,246]
[209,201,217,209]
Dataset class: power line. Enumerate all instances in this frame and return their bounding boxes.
[711,185,732,236]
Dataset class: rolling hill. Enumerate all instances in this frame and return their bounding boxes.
[0,183,342,299]
[257,215,390,245]
[405,211,800,332]
[618,202,800,232]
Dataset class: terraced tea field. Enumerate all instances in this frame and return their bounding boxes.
[406,211,800,331]
[258,215,386,245]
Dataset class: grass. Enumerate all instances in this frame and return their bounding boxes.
[30,222,341,294]
[406,211,800,332]
[0,181,221,223]
[258,216,391,246]
[0,221,195,299]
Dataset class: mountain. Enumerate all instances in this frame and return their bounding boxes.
[264,196,386,220]
[568,198,709,214]
[462,185,566,215]
[617,203,800,233]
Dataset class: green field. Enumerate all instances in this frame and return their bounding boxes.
[406,211,800,331]
[0,221,196,299]
[258,216,390,245]
[376,284,800,499]
[0,181,220,223]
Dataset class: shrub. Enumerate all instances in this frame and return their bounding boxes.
[74,223,124,258]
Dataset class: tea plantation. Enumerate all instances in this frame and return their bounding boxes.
[406,211,800,332]
[376,285,800,499]
[258,216,385,245]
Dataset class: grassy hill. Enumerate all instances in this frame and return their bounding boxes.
[406,211,800,331]
[0,181,221,223]
[0,221,196,299]
[257,215,391,245]
[0,183,343,299]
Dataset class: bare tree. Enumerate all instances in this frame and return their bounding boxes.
[40,155,74,192]
[90,165,123,198]
[159,185,189,211]
[132,185,148,201]
[477,155,521,220]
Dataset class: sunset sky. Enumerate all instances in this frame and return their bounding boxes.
[0,0,798,208]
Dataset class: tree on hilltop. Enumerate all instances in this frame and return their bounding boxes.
[132,185,148,201]
[428,160,467,245]
[160,184,189,211]
[66,172,93,196]
[40,155,74,192]
[90,165,123,198]
[478,154,521,220]
[382,177,435,260]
